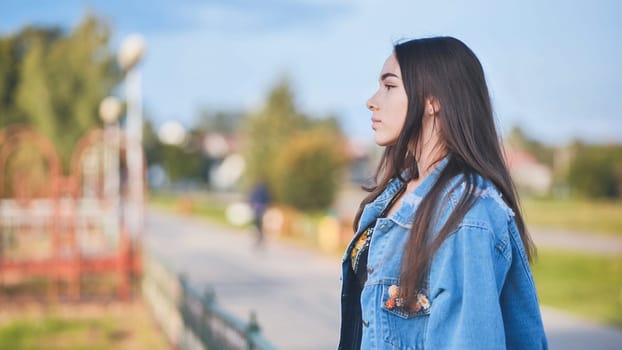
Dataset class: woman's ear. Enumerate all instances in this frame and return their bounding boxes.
[425,97,441,116]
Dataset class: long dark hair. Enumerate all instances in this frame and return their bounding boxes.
[353,36,536,306]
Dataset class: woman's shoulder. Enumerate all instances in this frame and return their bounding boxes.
[429,174,515,269]
[440,173,515,234]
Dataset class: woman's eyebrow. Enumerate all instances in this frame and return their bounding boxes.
[380,72,400,81]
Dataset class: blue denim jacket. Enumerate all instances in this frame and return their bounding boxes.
[338,159,548,349]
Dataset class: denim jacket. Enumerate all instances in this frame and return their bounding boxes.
[338,158,548,349]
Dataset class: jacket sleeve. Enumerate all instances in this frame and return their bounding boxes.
[424,223,511,350]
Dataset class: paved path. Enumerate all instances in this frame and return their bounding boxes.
[145,207,622,350]
[146,208,341,350]
[530,227,622,256]
[542,307,622,350]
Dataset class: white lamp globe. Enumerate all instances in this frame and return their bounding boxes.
[99,96,123,124]
[118,34,146,70]
[158,121,187,146]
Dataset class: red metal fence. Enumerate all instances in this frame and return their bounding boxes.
[0,124,141,300]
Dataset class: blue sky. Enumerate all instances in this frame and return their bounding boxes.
[2,0,621,145]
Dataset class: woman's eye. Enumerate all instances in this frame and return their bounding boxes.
[385,84,396,90]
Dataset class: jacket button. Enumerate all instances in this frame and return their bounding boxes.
[362,320,369,327]
[367,267,374,274]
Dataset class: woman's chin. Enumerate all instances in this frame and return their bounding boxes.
[373,134,394,147]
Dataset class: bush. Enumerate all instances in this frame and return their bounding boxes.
[242,79,347,211]
[566,145,622,199]
[272,129,345,211]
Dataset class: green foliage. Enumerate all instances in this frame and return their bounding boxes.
[195,108,244,134]
[2,144,51,198]
[142,118,161,165]
[142,119,206,184]
[566,144,622,198]
[242,78,346,211]
[0,16,120,172]
[159,143,204,182]
[243,78,308,183]
[273,129,346,211]
[0,36,23,126]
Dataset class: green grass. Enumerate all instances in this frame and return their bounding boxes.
[532,249,622,327]
[0,303,169,350]
[0,317,115,350]
[522,197,622,236]
[149,192,231,226]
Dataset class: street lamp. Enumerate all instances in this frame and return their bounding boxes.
[99,96,123,124]
[118,34,146,238]
[157,121,187,146]
[99,96,123,239]
[99,96,123,197]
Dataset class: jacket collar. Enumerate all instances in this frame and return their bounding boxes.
[357,156,449,232]
[389,156,449,228]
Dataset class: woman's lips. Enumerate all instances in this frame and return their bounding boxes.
[371,118,381,130]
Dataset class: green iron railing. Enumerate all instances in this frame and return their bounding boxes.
[142,252,278,350]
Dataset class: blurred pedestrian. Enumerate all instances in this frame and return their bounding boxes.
[338,37,548,349]
[249,180,270,246]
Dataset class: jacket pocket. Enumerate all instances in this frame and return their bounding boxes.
[379,283,430,350]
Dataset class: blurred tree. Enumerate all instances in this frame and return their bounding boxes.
[0,36,21,126]
[243,78,308,184]
[195,108,243,134]
[0,16,120,172]
[159,143,203,183]
[566,144,622,198]
[273,128,346,211]
[242,78,346,211]
[143,118,206,187]
[142,117,165,173]
[15,33,56,138]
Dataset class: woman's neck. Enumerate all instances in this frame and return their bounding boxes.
[415,128,446,180]
[417,150,445,179]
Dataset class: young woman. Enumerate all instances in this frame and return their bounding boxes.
[338,37,548,349]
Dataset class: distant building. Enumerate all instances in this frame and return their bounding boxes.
[504,147,553,195]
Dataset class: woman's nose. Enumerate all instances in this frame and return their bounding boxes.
[367,98,378,111]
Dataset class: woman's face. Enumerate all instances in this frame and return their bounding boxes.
[367,54,408,146]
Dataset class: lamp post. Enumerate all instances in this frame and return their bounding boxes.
[118,34,146,238]
[99,96,123,200]
[99,96,123,239]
